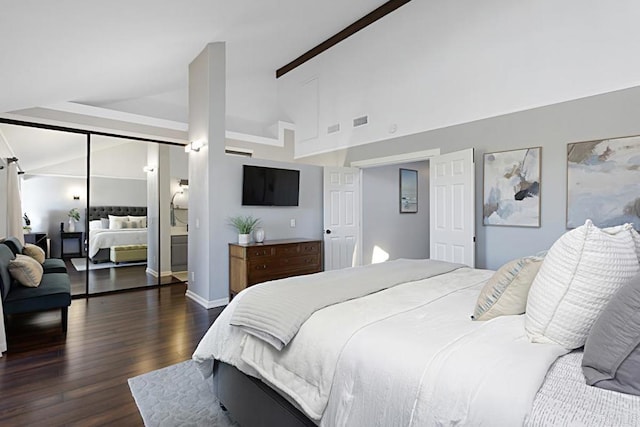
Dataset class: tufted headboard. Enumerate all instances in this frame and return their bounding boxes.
[87,206,147,221]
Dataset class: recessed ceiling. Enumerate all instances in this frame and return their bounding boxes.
[1,1,389,133]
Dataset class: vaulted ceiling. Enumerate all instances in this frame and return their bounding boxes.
[1,1,389,135]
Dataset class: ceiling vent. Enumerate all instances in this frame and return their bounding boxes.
[327,123,341,134]
[353,115,369,128]
[225,147,253,157]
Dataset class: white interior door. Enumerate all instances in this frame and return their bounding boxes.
[323,167,360,270]
[429,148,475,267]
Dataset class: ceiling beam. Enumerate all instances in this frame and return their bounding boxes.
[276,0,411,78]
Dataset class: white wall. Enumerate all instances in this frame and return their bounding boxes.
[362,161,429,264]
[146,144,171,276]
[188,42,225,306]
[278,0,640,158]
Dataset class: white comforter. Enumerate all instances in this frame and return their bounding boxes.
[193,267,568,426]
[88,228,147,257]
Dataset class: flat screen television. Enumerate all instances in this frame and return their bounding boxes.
[242,165,300,206]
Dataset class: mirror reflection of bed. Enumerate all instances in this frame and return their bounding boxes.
[2,122,189,296]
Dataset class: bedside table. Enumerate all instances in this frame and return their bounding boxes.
[60,231,83,258]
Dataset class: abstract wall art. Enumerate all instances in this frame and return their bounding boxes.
[483,147,541,227]
[567,135,640,230]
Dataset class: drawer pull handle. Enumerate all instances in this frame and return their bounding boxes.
[255,265,267,270]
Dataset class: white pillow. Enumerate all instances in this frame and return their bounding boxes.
[89,220,103,230]
[128,215,147,228]
[632,228,640,263]
[525,220,640,349]
[108,215,129,230]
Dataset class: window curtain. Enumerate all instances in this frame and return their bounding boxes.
[7,161,23,244]
[0,161,22,354]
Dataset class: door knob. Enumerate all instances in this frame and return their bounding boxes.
[325,229,332,234]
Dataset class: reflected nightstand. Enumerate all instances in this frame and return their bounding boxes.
[60,231,83,258]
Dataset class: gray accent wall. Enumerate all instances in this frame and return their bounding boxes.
[362,161,429,264]
[300,86,640,270]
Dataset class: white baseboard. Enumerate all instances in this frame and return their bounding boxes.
[185,290,229,309]
[146,267,173,277]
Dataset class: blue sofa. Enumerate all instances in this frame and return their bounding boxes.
[0,242,71,334]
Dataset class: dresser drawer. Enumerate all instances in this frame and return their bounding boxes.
[248,265,321,286]
[247,246,275,258]
[229,239,323,298]
[278,254,320,269]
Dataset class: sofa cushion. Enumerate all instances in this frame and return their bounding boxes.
[23,243,45,264]
[3,272,71,314]
[8,254,43,288]
[0,245,16,300]
[2,236,24,256]
[42,258,67,274]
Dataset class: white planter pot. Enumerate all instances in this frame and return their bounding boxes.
[68,218,76,232]
[238,233,250,245]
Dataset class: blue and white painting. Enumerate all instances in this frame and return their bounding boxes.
[483,147,541,227]
[567,136,640,230]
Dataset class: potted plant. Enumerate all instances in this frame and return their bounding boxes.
[68,208,80,232]
[23,212,32,233]
[229,215,260,245]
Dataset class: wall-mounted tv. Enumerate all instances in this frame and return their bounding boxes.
[242,165,300,206]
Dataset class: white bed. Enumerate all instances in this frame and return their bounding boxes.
[87,228,147,258]
[194,265,622,426]
[86,206,148,262]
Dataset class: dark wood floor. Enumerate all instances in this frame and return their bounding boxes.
[0,284,224,426]
[66,259,184,296]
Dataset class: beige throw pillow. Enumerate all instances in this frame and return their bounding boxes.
[23,243,45,264]
[8,254,43,287]
[472,255,544,321]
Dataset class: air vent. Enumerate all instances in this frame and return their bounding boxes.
[353,115,369,127]
[225,147,253,157]
[327,123,341,134]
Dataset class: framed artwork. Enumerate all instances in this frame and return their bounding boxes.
[567,135,640,230]
[399,168,418,213]
[483,147,541,227]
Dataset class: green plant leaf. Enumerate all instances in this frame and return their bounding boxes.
[228,215,261,234]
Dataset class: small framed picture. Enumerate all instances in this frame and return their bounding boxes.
[399,168,418,213]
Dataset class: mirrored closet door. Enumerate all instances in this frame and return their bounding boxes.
[0,123,89,296]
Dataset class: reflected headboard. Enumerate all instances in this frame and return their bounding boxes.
[87,206,147,221]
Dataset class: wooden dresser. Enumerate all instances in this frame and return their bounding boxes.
[229,238,322,298]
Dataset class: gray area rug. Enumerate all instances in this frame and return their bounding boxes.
[128,360,238,427]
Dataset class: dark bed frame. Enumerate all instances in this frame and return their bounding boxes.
[86,206,147,263]
[214,361,316,427]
